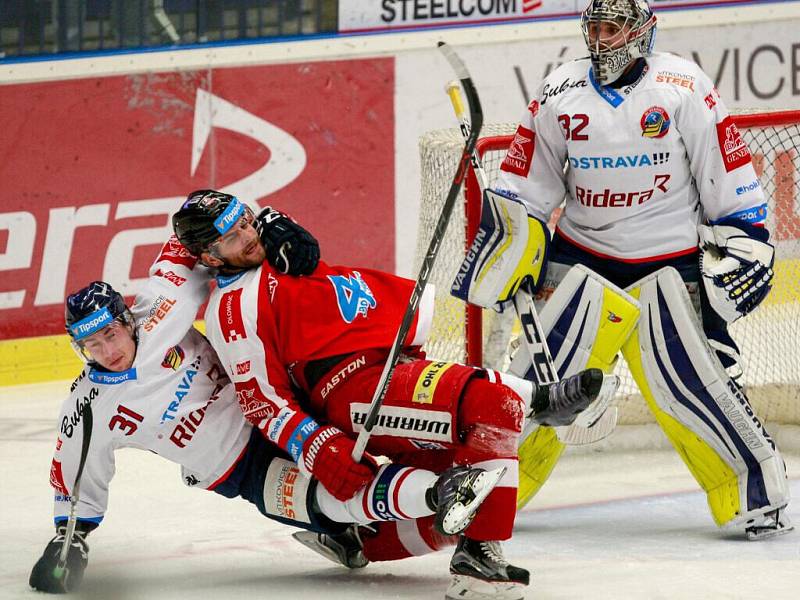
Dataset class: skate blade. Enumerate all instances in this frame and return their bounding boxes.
[291,531,366,568]
[555,406,618,446]
[746,520,794,541]
[441,467,507,535]
[445,574,525,600]
[747,525,795,541]
[575,373,619,428]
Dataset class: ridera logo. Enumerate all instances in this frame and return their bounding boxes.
[575,174,670,207]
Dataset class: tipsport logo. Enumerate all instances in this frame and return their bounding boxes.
[69,307,113,340]
[213,197,245,235]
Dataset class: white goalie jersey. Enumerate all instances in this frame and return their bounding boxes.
[49,239,252,526]
[494,52,767,262]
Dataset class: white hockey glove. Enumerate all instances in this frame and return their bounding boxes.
[699,224,775,323]
[451,189,550,310]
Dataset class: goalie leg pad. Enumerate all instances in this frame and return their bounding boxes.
[510,264,640,380]
[621,267,789,527]
[509,264,640,509]
[452,189,550,308]
[515,426,565,509]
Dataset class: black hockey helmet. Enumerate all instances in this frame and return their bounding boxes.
[65,281,133,342]
[172,189,248,256]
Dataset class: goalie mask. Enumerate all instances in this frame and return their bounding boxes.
[580,0,657,85]
[65,281,137,369]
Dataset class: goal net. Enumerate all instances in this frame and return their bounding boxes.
[416,109,800,431]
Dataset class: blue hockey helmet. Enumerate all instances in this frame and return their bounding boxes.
[65,281,136,362]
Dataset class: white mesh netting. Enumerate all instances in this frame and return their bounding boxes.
[415,111,800,428]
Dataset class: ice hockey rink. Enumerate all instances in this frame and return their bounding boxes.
[2,380,799,600]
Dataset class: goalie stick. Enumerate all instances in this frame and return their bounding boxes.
[351,42,483,462]
[52,402,93,585]
[444,81,618,446]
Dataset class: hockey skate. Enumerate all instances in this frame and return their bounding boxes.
[744,506,794,541]
[531,368,604,427]
[292,525,369,569]
[431,466,507,536]
[446,537,529,600]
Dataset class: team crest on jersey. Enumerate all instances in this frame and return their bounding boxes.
[716,116,752,172]
[267,272,279,302]
[640,106,670,138]
[328,271,377,324]
[162,345,185,370]
[50,459,69,496]
[235,378,274,421]
[157,236,197,269]
[500,125,535,177]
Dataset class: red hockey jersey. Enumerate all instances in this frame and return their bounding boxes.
[204,261,435,468]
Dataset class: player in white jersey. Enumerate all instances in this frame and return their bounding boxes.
[28,224,505,594]
[453,0,791,538]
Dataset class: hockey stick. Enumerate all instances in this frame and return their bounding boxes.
[351,42,483,462]
[52,402,93,585]
[444,81,618,446]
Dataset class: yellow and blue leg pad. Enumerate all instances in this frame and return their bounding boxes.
[621,267,789,527]
[512,264,641,509]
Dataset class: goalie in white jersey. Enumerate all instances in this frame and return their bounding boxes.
[453,0,791,539]
[29,221,505,594]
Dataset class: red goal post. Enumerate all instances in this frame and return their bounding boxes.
[416,109,800,427]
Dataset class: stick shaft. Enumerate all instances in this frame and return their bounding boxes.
[444,84,558,386]
[55,403,93,575]
[351,43,483,461]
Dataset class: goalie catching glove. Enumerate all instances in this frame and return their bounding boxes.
[699,223,774,323]
[451,189,550,309]
[29,524,91,594]
[256,206,320,276]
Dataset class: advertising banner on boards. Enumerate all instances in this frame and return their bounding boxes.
[0,58,395,339]
[338,0,789,33]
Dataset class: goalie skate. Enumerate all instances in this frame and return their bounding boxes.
[434,466,507,536]
[744,507,794,541]
[292,525,369,569]
[446,537,529,600]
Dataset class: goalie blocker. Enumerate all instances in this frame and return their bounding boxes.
[452,189,550,309]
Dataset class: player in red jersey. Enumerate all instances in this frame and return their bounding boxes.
[172,190,606,599]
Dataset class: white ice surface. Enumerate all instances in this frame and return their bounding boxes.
[2,381,799,600]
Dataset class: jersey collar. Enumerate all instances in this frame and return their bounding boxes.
[588,68,625,108]
[588,59,648,108]
[216,270,247,288]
